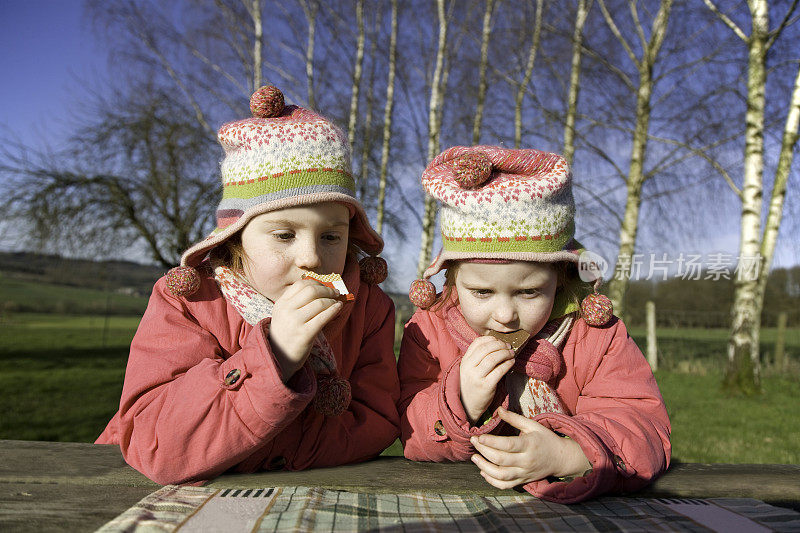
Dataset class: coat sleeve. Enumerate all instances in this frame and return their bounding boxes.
[398,311,503,462]
[288,285,401,469]
[523,318,671,503]
[111,278,318,485]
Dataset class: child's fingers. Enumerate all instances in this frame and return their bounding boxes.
[483,357,516,384]
[294,280,339,305]
[479,469,522,491]
[496,406,539,433]
[471,454,521,485]
[297,296,342,322]
[471,433,525,454]
[469,345,514,377]
[304,299,344,332]
[470,438,516,467]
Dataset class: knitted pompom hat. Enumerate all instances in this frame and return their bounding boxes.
[409,145,610,325]
[167,86,385,296]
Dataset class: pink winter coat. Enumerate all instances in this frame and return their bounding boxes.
[398,302,671,503]
[97,258,400,485]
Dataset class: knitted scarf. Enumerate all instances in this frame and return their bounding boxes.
[443,302,568,419]
[214,264,350,416]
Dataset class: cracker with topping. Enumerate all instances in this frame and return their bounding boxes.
[301,271,355,301]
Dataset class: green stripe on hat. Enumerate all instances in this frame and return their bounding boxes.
[441,222,574,254]
[221,169,356,200]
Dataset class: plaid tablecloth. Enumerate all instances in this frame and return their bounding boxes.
[97,485,800,532]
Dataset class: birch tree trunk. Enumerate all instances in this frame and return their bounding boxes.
[514,0,543,149]
[376,0,398,236]
[247,0,263,90]
[358,18,377,201]
[473,0,496,144]
[348,0,365,155]
[562,0,591,165]
[748,61,800,391]
[601,0,674,319]
[703,0,800,394]
[725,6,767,394]
[417,0,448,277]
[299,0,318,108]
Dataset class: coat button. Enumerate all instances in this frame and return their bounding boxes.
[613,455,626,472]
[224,369,241,386]
[434,420,446,436]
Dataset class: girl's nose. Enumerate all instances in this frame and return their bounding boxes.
[295,239,323,270]
[492,299,518,325]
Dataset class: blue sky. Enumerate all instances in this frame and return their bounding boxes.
[0,1,105,150]
[0,1,796,275]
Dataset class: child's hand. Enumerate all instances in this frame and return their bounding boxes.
[469,407,591,489]
[459,336,516,425]
[269,278,344,381]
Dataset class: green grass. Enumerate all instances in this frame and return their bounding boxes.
[0,313,137,441]
[1,313,798,464]
[657,370,800,463]
[0,277,149,315]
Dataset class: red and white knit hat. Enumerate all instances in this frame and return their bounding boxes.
[165,86,387,297]
[409,145,611,326]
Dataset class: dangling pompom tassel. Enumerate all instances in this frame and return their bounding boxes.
[409,279,437,309]
[581,292,613,327]
[165,266,201,297]
[313,374,352,416]
[359,256,388,284]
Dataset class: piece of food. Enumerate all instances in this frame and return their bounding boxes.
[302,271,355,301]
[487,329,531,353]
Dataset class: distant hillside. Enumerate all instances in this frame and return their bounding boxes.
[0,251,164,296]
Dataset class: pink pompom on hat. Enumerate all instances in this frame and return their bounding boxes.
[165,86,387,296]
[409,145,611,325]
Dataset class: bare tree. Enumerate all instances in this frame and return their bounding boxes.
[509,0,543,149]
[704,0,800,394]
[473,0,497,144]
[562,0,592,164]
[376,0,398,236]
[299,0,320,108]
[244,0,264,90]
[2,88,219,267]
[416,0,450,277]
[347,0,366,153]
[598,0,674,318]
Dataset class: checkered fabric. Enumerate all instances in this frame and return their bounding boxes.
[98,485,800,532]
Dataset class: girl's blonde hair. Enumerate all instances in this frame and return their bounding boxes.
[432,260,591,320]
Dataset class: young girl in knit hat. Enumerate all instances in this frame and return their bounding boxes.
[399,146,670,503]
[96,86,400,484]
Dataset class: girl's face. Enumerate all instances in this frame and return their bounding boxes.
[454,261,558,337]
[240,202,350,301]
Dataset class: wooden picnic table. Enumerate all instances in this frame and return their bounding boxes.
[1,439,799,532]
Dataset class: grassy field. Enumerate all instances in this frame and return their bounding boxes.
[0,277,150,315]
[1,313,798,464]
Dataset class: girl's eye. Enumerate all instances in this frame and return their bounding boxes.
[471,289,493,298]
[273,232,295,241]
[519,289,541,297]
[322,233,342,243]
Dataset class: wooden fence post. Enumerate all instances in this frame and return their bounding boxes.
[646,301,657,372]
[775,311,787,371]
